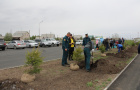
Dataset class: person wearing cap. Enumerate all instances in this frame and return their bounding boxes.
[82,34,91,46]
[68,34,76,61]
[84,41,94,72]
[62,32,71,66]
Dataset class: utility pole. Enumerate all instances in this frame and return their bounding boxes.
[39,21,43,39]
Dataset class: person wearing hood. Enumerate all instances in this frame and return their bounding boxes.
[84,41,94,72]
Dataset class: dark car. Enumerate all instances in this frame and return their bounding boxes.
[0,39,6,51]
[34,39,41,45]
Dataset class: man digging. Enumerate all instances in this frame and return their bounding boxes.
[84,41,94,72]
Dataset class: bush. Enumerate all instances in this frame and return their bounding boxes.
[73,46,84,63]
[131,41,136,46]
[4,33,12,41]
[99,45,105,53]
[25,48,43,74]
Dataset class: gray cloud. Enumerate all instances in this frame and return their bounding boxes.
[0,0,140,39]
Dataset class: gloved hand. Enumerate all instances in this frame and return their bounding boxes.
[92,49,94,52]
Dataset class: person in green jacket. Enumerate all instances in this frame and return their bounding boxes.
[83,34,91,63]
[82,34,91,46]
[62,32,71,66]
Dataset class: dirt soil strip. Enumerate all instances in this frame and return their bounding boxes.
[0,58,61,70]
[104,54,139,90]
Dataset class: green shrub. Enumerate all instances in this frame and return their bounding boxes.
[99,45,105,53]
[25,48,43,74]
[73,46,84,62]
[87,81,93,87]
[4,33,12,41]
[136,41,140,46]
[131,41,136,46]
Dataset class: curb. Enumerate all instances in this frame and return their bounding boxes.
[104,54,138,90]
[0,58,61,71]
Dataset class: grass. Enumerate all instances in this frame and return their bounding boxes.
[87,81,93,87]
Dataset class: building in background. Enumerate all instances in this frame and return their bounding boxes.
[39,34,55,39]
[73,35,82,40]
[0,34,4,39]
[13,31,30,40]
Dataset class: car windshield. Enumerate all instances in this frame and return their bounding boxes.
[50,38,56,41]
[41,40,46,42]
[16,41,22,43]
[29,40,35,43]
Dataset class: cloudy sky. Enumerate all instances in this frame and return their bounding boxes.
[0,0,140,39]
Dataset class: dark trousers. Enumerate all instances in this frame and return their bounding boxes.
[62,48,68,66]
[96,44,99,49]
[118,46,123,52]
[110,43,113,48]
[69,47,74,60]
[84,48,91,70]
[138,44,140,54]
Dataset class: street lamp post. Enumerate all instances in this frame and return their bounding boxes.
[39,21,43,39]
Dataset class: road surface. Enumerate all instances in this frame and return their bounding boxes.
[0,46,63,69]
[108,54,140,90]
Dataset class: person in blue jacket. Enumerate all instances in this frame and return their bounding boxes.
[62,32,71,66]
[82,34,91,46]
[117,44,123,52]
[138,44,140,54]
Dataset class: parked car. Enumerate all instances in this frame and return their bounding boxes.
[6,40,26,49]
[45,38,60,46]
[76,40,83,45]
[40,39,52,47]
[0,39,6,51]
[34,39,41,45]
[22,40,38,48]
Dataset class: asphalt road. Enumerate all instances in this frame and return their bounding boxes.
[0,46,63,69]
[108,54,140,90]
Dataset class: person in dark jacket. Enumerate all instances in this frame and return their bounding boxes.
[118,38,122,44]
[138,44,140,54]
[62,32,71,66]
[84,41,94,72]
[68,34,76,60]
[82,34,91,46]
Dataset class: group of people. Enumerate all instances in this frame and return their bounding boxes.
[62,32,94,72]
[102,38,125,52]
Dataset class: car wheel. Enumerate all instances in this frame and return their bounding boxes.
[14,46,17,50]
[2,47,5,51]
[29,45,31,48]
[51,43,54,47]
[22,48,25,49]
[35,46,38,48]
[57,44,59,46]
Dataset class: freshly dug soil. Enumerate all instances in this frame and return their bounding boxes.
[91,59,120,74]
[107,46,138,58]
[0,78,33,90]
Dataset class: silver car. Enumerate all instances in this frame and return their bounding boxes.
[22,40,38,48]
[40,39,52,47]
[6,40,26,49]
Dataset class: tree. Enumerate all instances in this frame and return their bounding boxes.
[25,48,43,74]
[91,36,95,40]
[80,37,83,40]
[4,33,12,41]
[30,35,36,40]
